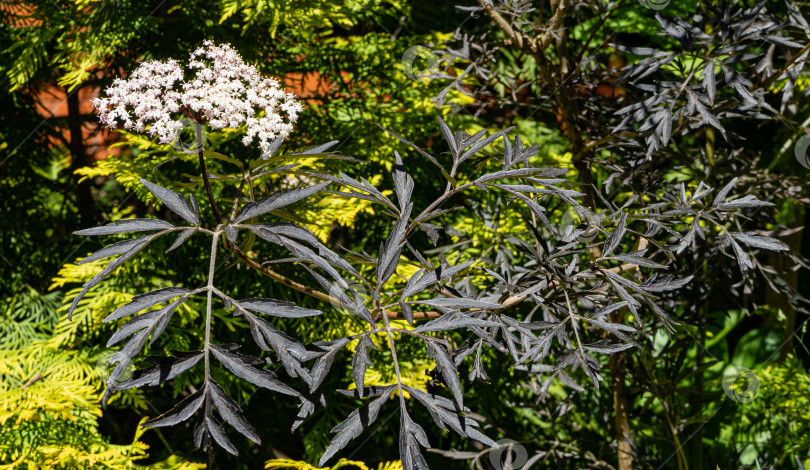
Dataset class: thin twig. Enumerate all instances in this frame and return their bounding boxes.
[20,373,44,388]
[197,122,223,226]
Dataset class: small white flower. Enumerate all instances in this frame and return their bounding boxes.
[92,41,302,156]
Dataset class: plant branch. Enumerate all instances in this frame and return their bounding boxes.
[204,228,220,380]
[758,41,810,92]
[477,0,524,51]
[20,373,44,388]
[197,122,223,226]
[225,243,340,304]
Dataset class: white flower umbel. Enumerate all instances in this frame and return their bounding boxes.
[92,40,303,158]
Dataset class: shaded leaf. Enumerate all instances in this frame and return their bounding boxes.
[211,345,298,396]
[319,388,392,466]
[140,179,200,225]
[426,342,463,409]
[235,182,330,223]
[209,380,261,445]
[74,218,173,236]
[104,287,190,323]
[238,298,322,318]
[352,335,377,398]
[603,213,627,256]
[142,389,205,428]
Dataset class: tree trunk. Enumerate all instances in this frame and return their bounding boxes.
[610,348,634,470]
[67,86,94,226]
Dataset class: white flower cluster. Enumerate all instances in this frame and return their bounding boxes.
[92,40,304,157]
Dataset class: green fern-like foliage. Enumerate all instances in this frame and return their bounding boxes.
[0,287,61,350]
[0,339,202,469]
[0,279,203,468]
[720,356,810,466]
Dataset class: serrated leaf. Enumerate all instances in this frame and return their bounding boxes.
[74,218,174,236]
[211,345,298,396]
[661,107,672,147]
[235,182,330,223]
[437,117,458,156]
[427,342,463,409]
[607,253,667,269]
[458,128,512,164]
[473,168,547,184]
[715,195,774,210]
[205,415,239,455]
[377,202,413,287]
[712,178,736,207]
[244,313,310,382]
[78,236,154,265]
[414,310,501,333]
[640,275,693,292]
[703,60,716,104]
[319,388,392,466]
[106,309,161,347]
[69,234,159,319]
[588,301,630,319]
[413,297,502,310]
[731,232,789,251]
[290,140,340,156]
[238,298,322,318]
[494,185,549,223]
[765,35,804,48]
[393,151,414,212]
[148,298,187,346]
[401,260,474,300]
[248,223,362,279]
[165,228,196,253]
[110,351,204,392]
[405,386,497,447]
[104,287,191,323]
[400,411,430,470]
[140,179,200,225]
[209,380,261,445]
[142,389,205,428]
[292,396,316,432]
[317,172,396,209]
[309,338,350,392]
[583,342,635,354]
[352,336,376,397]
[603,213,627,256]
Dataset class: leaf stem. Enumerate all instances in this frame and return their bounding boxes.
[197,121,223,226]
[205,229,221,381]
[225,243,341,304]
[378,301,407,407]
[204,228,220,470]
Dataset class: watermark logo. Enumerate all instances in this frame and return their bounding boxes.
[328,280,371,316]
[401,45,439,82]
[560,208,599,243]
[795,134,810,170]
[172,116,207,154]
[722,366,760,404]
[95,350,136,385]
[638,0,670,10]
[490,439,528,470]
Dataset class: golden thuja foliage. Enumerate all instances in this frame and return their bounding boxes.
[0,340,203,469]
[265,457,403,470]
[0,284,202,469]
